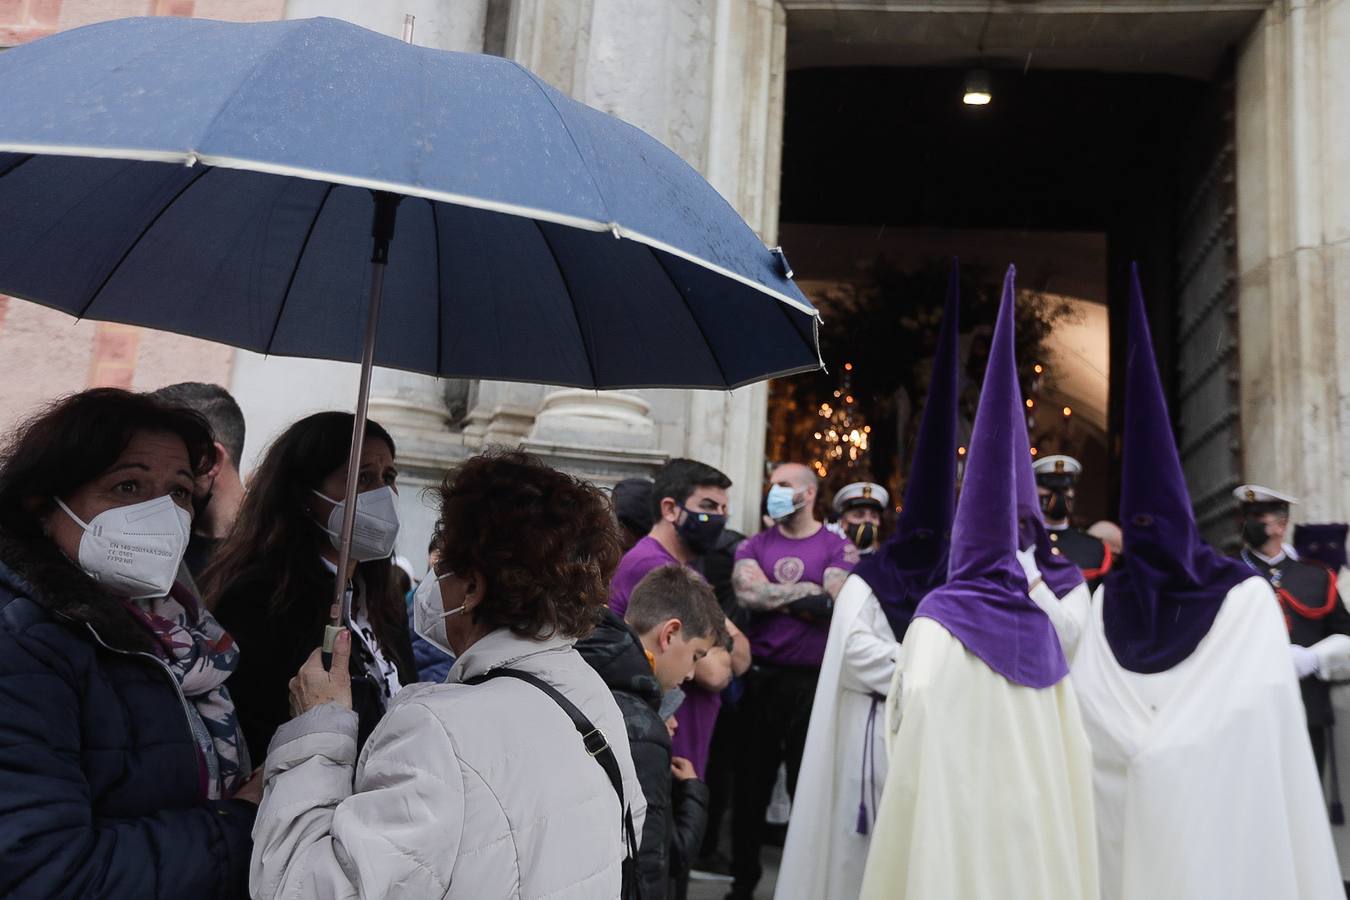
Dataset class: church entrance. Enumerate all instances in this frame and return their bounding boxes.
[770,4,1261,546]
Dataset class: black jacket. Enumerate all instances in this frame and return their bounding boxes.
[0,534,255,899]
[213,565,416,765]
[1046,525,1112,590]
[577,610,710,900]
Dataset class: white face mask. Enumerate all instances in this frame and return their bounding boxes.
[313,485,400,562]
[55,495,190,600]
[412,567,463,658]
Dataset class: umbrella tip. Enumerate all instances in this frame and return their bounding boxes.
[402,14,415,44]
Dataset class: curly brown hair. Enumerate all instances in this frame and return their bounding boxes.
[434,449,621,640]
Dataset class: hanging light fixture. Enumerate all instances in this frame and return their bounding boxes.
[963,69,992,106]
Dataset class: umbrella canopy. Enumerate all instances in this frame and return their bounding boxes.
[0,15,820,389]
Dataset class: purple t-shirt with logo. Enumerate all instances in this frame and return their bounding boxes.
[736,525,856,667]
[609,536,681,617]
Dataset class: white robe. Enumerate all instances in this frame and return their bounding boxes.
[1328,684,1350,879]
[1073,576,1343,900]
[881,578,1092,752]
[859,616,1100,900]
[776,575,898,900]
[1311,566,1350,880]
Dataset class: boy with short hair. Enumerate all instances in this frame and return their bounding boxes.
[578,565,728,900]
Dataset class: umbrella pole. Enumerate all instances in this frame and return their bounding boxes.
[323,190,403,670]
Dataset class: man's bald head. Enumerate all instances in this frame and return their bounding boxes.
[769,462,819,528]
[771,462,817,493]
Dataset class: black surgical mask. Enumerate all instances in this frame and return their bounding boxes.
[677,506,727,554]
[1042,490,1070,521]
[1242,519,1271,549]
[846,521,878,551]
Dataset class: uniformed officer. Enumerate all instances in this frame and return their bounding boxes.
[1032,454,1113,588]
[830,481,888,555]
[1236,484,1350,775]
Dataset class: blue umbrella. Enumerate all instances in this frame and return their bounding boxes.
[0,15,821,659]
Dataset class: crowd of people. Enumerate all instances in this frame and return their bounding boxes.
[2,265,1350,900]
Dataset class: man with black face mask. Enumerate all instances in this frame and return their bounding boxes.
[1235,484,1350,776]
[608,458,752,849]
[1033,454,1112,590]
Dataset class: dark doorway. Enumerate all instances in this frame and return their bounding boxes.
[774,64,1224,534]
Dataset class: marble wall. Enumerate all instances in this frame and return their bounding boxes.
[1235,0,1350,521]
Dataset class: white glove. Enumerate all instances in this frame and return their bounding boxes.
[1016,546,1042,587]
[1290,644,1320,679]
[1311,634,1350,681]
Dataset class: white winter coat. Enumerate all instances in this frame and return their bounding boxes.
[250,628,646,900]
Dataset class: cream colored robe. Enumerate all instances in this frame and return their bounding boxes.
[858,615,1099,900]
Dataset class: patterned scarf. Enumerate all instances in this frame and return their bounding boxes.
[123,583,249,799]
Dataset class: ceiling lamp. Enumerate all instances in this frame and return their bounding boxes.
[963,69,992,106]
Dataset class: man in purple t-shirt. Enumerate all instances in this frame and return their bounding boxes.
[609,459,751,780]
[728,461,857,899]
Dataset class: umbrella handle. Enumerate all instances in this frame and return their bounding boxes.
[326,190,404,668]
[321,623,343,671]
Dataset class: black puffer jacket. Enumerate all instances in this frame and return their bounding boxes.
[0,535,254,900]
[577,610,709,900]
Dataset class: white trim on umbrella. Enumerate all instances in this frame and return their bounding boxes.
[0,141,824,323]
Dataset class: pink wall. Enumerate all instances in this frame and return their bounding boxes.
[0,0,286,433]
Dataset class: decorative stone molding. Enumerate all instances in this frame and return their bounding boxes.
[528,389,657,449]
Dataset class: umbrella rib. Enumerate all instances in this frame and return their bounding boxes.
[646,245,730,389]
[75,163,215,320]
[510,61,613,223]
[0,153,35,181]
[533,219,598,389]
[263,181,336,354]
[430,198,443,376]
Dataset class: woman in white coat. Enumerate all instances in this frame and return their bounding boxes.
[250,450,644,900]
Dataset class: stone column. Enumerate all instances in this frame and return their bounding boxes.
[502,0,789,516]
[1235,0,1350,522]
[283,0,492,561]
[504,0,676,485]
[461,380,550,447]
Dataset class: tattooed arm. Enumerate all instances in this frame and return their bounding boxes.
[733,559,823,612]
[823,566,850,599]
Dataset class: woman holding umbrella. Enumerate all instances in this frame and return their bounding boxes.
[203,412,416,765]
[0,388,258,899]
[251,450,643,899]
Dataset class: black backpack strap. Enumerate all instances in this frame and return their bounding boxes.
[466,667,641,865]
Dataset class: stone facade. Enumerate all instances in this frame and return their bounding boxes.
[1235,0,1350,522]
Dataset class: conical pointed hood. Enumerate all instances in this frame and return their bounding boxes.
[1013,391,1085,599]
[853,259,960,639]
[1102,264,1251,673]
[913,265,1067,688]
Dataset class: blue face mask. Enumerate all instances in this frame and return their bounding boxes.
[766,484,800,521]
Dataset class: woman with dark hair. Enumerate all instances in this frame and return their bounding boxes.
[251,450,644,899]
[0,388,257,899]
[203,412,415,764]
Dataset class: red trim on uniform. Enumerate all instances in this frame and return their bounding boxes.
[1274,569,1338,632]
[1080,542,1114,581]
